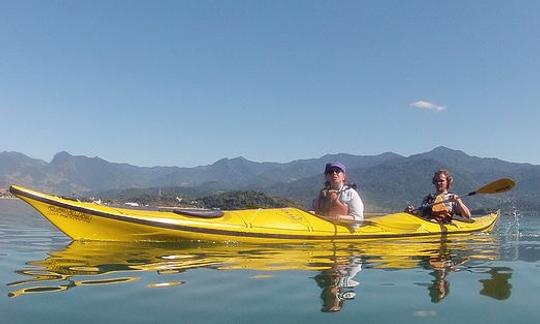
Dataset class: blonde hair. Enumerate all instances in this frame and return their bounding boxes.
[432,169,454,189]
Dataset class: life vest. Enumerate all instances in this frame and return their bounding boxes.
[317,187,349,216]
[424,193,455,223]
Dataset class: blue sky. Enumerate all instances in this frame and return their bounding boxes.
[1,1,539,167]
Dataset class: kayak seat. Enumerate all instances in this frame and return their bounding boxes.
[61,195,80,202]
[172,209,224,218]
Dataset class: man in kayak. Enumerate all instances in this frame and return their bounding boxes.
[314,162,364,226]
[406,169,471,223]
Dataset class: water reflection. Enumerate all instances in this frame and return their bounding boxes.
[314,255,362,312]
[479,267,513,300]
[7,235,514,310]
[421,240,469,303]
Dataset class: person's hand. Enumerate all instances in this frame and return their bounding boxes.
[328,190,339,202]
[324,213,340,222]
[404,205,415,213]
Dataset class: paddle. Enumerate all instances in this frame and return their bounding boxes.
[413,177,516,212]
[468,178,516,195]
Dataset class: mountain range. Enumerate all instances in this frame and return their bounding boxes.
[1,147,538,212]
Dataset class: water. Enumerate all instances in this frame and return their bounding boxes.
[1,199,539,323]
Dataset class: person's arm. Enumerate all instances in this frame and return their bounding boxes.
[405,195,430,216]
[329,191,351,223]
[347,190,364,221]
[334,214,357,225]
[328,190,364,226]
[452,195,471,219]
[313,198,321,214]
[404,204,418,215]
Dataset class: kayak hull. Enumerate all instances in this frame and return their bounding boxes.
[10,185,500,243]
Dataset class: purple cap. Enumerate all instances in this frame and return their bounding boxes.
[325,161,346,174]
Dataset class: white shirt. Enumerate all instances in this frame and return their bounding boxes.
[337,185,364,222]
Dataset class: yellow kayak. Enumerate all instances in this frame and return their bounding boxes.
[9,184,500,243]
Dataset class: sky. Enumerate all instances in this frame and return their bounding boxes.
[1,0,539,167]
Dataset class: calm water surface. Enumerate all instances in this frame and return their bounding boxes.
[1,199,539,323]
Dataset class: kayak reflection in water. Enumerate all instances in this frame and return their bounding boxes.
[405,169,471,223]
[314,255,363,312]
[314,162,364,228]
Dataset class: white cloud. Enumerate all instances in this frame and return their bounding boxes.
[410,100,446,112]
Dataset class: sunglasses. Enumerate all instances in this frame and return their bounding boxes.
[326,168,343,175]
[435,179,447,183]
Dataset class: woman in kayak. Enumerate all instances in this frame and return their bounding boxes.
[314,162,364,226]
[406,169,471,223]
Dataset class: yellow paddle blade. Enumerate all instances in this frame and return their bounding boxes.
[472,178,516,195]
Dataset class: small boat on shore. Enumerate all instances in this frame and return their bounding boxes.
[10,184,500,243]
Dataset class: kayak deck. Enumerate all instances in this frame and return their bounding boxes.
[9,185,500,243]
